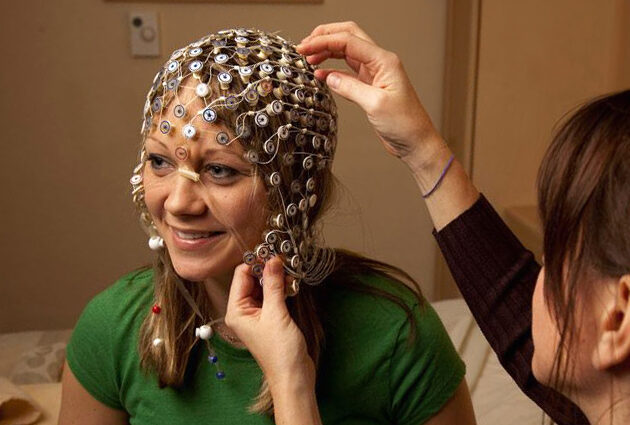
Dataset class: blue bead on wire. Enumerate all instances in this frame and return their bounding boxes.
[206,350,224,379]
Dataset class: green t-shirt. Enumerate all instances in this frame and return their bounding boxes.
[66,269,465,425]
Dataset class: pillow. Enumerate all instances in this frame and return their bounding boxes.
[9,342,66,385]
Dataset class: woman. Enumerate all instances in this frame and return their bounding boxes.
[297,21,630,425]
[58,28,476,425]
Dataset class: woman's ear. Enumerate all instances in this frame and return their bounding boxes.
[592,275,630,370]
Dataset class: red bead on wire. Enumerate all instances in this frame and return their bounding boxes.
[152,304,162,314]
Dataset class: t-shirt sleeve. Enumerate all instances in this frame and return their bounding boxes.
[66,289,124,410]
[389,302,465,425]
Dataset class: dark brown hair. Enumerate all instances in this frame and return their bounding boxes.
[537,89,630,397]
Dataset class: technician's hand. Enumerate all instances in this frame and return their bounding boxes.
[225,257,315,391]
[297,21,447,169]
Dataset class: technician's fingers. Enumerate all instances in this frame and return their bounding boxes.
[302,21,376,45]
[303,50,363,75]
[297,32,387,75]
[261,256,288,313]
[225,264,257,324]
[316,69,381,112]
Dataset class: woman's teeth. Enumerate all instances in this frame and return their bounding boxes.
[175,230,218,240]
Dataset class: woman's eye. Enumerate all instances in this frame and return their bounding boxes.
[205,164,237,180]
[147,154,172,171]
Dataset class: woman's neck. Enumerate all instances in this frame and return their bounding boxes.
[203,271,233,319]
[578,379,630,425]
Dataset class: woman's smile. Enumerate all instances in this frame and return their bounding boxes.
[169,225,227,251]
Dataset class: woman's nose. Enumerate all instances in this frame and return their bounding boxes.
[164,175,207,216]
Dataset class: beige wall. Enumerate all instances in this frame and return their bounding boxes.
[0,1,447,332]
[434,0,630,298]
[472,0,630,212]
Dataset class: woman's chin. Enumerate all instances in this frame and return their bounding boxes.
[531,351,552,387]
[171,262,214,282]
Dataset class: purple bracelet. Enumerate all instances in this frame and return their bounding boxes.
[422,154,455,198]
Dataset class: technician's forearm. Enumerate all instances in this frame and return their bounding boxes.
[402,133,480,231]
[270,381,322,425]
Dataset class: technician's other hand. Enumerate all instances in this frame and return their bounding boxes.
[225,257,315,390]
[297,21,446,169]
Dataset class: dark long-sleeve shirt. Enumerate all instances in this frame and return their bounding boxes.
[433,194,589,425]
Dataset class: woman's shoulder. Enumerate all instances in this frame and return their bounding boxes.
[101,267,154,299]
[69,267,155,349]
[320,271,425,326]
[317,271,441,358]
[66,267,154,410]
[86,267,154,316]
[317,271,465,423]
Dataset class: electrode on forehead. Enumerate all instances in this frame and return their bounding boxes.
[160,120,172,134]
[174,104,186,118]
[175,146,188,161]
[183,124,197,140]
[216,132,230,145]
[202,107,217,123]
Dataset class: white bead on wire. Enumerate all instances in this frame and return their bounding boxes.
[195,325,214,340]
[148,236,165,251]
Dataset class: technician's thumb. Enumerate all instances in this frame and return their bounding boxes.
[326,72,380,112]
[261,256,287,311]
